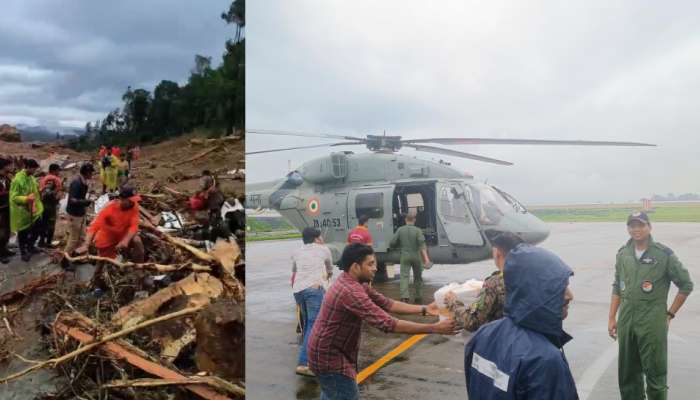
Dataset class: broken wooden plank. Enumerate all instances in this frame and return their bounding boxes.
[162,234,218,264]
[102,377,244,397]
[53,319,234,400]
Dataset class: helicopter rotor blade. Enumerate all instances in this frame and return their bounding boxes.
[246,142,364,155]
[247,129,366,142]
[404,144,514,166]
[403,138,656,147]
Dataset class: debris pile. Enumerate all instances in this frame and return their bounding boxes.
[0,189,245,399]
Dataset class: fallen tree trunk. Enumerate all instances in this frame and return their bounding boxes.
[174,146,222,166]
[64,253,212,273]
[112,273,223,328]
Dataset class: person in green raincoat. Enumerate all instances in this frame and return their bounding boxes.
[608,211,694,400]
[9,159,44,262]
[100,155,119,193]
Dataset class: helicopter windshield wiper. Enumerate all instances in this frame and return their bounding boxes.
[403,138,656,147]
[404,144,513,166]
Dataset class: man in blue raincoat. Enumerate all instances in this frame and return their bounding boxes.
[464,244,578,399]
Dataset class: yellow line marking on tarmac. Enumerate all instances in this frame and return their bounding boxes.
[356,334,427,384]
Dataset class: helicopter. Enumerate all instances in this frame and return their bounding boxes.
[246,129,655,280]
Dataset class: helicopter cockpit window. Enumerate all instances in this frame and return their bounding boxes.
[469,183,513,225]
[493,186,528,214]
[356,192,384,219]
[439,184,471,223]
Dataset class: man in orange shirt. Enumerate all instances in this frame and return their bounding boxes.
[347,214,373,246]
[76,186,144,262]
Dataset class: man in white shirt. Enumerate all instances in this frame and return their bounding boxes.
[292,227,333,376]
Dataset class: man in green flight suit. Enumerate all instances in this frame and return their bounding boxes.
[10,159,44,262]
[390,211,431,304]
[608,211,693,400]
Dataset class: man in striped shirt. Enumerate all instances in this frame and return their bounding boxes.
[307,243,456,400]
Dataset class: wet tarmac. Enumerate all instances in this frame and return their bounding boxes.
[247,223,700,399]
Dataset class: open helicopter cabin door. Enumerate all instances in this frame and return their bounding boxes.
[348,186,395,252]
[436,181,485,246]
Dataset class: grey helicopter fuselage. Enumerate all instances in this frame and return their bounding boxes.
[247,151,549,266]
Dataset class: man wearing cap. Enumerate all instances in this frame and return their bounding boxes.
[76,186,144,262]
[65,163,95,256]
[609,211,694,400]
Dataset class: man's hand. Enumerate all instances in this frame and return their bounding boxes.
[426,302,440,316]
[432,318,458,335]
[116,240,129,251]
[608,318,617,340]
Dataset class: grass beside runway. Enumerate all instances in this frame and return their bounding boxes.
[530,202,700,222]
[246,232,301,242]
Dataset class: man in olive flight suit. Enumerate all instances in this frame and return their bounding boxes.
[390,212,431,304]
[608,211,693,400]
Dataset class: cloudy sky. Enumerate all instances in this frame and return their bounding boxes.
[248,1,700,205]
[0,0,231,132]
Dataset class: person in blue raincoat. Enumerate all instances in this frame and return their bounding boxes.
[464,244,578,399]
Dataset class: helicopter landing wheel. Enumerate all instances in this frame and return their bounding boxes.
[374,262,389,283]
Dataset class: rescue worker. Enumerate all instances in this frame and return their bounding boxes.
[37,163,62,248]
[347,214,373,246]
[609,211,694,400]
[291,227,332,377]
[199,170,229,240]
[445,230,523,331]
[76,186,144,263]
[0,158,14,264]
[100,153,118,194]
[9,159,44,262]
[64,163,94,256]
[308,243,456,400]
[464,244,578,399]
[390,211,431,303]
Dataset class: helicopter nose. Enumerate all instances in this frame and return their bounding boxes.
[518,217,550,244]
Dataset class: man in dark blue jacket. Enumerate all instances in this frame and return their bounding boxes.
[464,244,578,399]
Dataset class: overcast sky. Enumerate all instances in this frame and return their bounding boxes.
[248,1,700,205]
[0,0,231,132]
